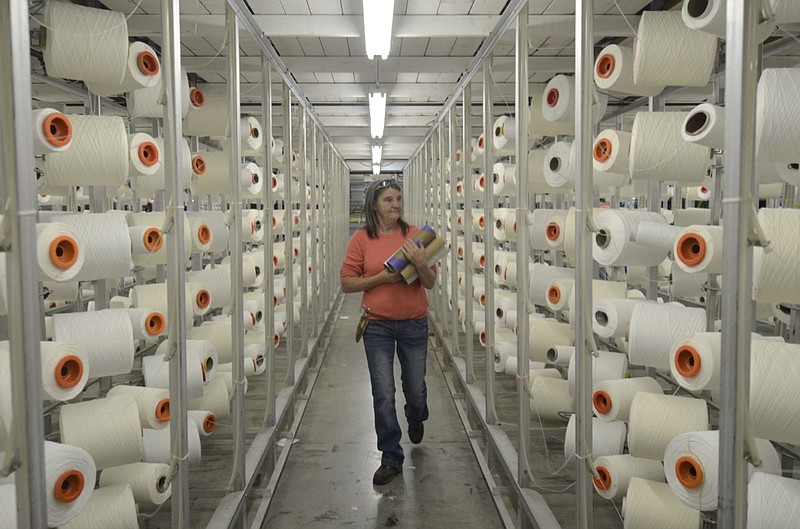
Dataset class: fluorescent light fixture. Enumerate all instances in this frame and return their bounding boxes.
[372,145,382,165]
[369,91,386,139]
[363,0,394,60]
[373,164,380,175]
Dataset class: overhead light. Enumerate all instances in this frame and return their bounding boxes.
[373,164,380,175]
[369,91,386,139]
[372,145,382,165]
[363,0,394,60]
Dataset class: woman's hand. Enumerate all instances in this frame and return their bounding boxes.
[379,268,403,284]
[401,239,427,268]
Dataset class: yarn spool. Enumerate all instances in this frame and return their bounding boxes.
[528,317,573,362]
[51,310,134,377]
[60,395,144,469]
[750,340,800,444]
[128,211,192,266]
[528,84,575,137]
[44,115,129,187]
[628,302,707,369]
[671,262,708,299]
[633,221,683,255]
[593,129,632,176]
[186,267,232,310]
[664,430,781,511]
[529,377,573,423]
[622,478,701,529]
[627,392,708,460]
[142,351,205,399]
[529,264,574,308]
[632,11,717,87]
[126,133,161,178]
[593,209,669,267]
[568,143,629,189]
[188,410,217,437]
[493,208,517,242]
[682,103,724,149]
[272,138,285,163]
[747,473,800,529]
[774,161,800,187]
[128,66,190,119]
[543,141,574,189]
[241,116,263,151]
[86,41,161,97]
[592,376,662,422]
[592,298,645,339]
[530,209,567,251]
[494,290,518,320]
[156,339,218,382]
[128,225,163,256]
[546,278,574,312]
[471,247,486,270]
[42,2,128,85]
[592,455,665,500]
[629,111,711,183]
[471,172,486,193]
[564,414,627,460]
[130,282,196,328]
[39,341,89,401]
[545,214,567,250]
[541,74,607,124]
[183,84,229,137]
[753,208,800,304]
[188,217,213,253]
[189,211,229,254]
[59,484,139,529]
[673,208,711,227]
[593,44,664,97]
[492,115,516,155]
[564,207,603,263]
[567,351,629,398]
[188,377,231,420]
[756,68,800,163]
[565,280,629,324]
[99,462,171,506]
[49,212,133,281]
[527,149,561,193]
[133,137,192,196]
[768,0,800,22]
[143,418,202,464]
[492,162,517,196]
[546,345,574,366]
[34,222,84,282]
[684,185,712,202]
[32,108,73,155]
[106,385,170,430]
[42,280,79,303]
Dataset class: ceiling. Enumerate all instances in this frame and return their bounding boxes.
[29,0,800,174]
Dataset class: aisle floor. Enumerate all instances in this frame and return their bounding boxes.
[262,294,504,528]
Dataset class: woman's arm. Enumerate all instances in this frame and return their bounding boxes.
[341,268,402,293]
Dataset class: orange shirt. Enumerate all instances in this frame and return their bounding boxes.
[340,226,432,320]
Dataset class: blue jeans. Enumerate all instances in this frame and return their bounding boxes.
[362,318,429,468]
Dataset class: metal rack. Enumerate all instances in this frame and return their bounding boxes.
[404,1,795,528]
[0,0,350,527]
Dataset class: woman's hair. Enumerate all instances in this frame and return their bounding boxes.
[363,178,409,239]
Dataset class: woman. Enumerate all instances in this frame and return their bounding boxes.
[339,178,437,486]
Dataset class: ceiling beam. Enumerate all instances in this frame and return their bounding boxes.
[125,14,640,39]
[181,56,576,75]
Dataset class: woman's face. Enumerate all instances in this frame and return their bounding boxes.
[374,187,403,224]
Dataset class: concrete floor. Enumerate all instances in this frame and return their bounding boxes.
[262,294,505,528]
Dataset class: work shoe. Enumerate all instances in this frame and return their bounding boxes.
[409,423,424,444]
[373,464,402,485]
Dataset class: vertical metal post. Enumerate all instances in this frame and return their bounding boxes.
[261,56,276,427]
[574,0,594,527]
[437,125,448,324]
[159,0,189,525]
[0,0,47,526]
[225,4,246,505]
[483,55,499,424]
[515,2,534,491]
[283,84,295,386]
[462,84,475,384]
[311,125,319,337]
[719,0,759,526]
[299,110,309,357]
[447,113,460,354]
